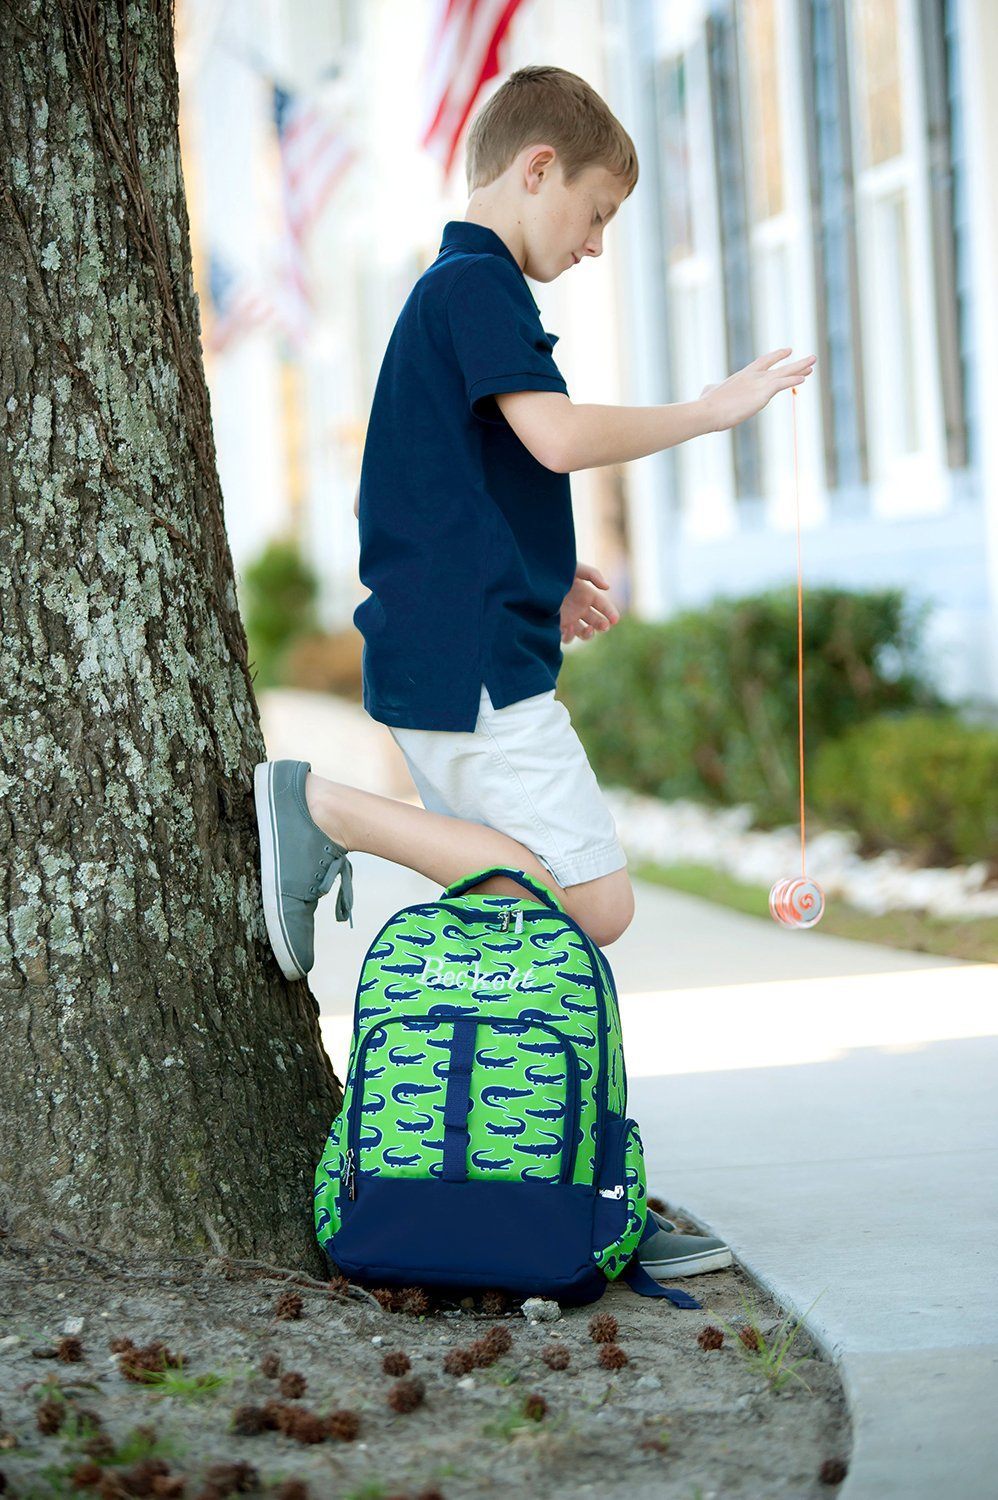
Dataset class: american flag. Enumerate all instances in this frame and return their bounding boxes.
[419,0,528,178]
[272,82,358,350]
[204,250,275,355]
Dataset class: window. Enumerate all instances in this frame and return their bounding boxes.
[799,0,868,492]
[707,2,762,503]
[742,0,785,223]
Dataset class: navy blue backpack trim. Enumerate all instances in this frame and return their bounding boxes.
[619,1210,704,1308]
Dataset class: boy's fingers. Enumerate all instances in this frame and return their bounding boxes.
[756,347,793,370]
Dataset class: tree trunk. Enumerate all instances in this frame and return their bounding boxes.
[0,0,341,1271]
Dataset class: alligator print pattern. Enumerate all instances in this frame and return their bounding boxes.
[314,896,631,1264]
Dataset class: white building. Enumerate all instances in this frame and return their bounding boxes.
[603,0,998,709]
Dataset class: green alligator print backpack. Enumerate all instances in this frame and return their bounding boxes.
[313,865,701,1308]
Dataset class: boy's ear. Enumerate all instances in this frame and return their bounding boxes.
[353,484,360,519]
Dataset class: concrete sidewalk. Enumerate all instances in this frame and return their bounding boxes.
[261,690,998,1500]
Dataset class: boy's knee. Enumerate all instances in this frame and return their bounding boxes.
[565,868,634,949]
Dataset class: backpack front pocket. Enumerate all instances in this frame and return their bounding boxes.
[341,1014,583,1200]
[592,1115,648,1280]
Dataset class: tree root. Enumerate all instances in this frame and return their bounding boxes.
[0,1228,383,1312]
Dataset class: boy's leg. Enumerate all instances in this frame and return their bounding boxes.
[305,774,634,949]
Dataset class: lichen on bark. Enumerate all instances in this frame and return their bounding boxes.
[0,0,341,1270]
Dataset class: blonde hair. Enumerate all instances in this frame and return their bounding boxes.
[465,65,639,198]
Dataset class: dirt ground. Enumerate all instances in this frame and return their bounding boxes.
[0,1206,851,1500]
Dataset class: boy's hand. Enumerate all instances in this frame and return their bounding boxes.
[700,348,816,433]
[560,563,621,644]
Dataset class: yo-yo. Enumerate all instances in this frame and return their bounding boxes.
[768,876,825,928]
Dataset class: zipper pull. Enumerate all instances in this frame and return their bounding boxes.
[498,911,511,931]
[514,909,523,934]
[343,1147,356,1200]
[599,1183,624,1200]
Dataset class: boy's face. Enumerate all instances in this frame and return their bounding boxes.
[522,154,629,282]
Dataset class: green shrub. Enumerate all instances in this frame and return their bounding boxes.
[810,711,998,865]
[557,586,938,825]
[240,537,319,689]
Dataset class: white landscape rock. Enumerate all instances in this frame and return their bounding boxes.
[605,787,998,920]
[520,1297,560,1323]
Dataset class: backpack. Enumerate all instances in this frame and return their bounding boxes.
[313,865,702,1309]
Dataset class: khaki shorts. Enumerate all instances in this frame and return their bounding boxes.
[388,683,628,889]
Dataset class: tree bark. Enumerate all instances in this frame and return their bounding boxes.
[0,0,341,1271]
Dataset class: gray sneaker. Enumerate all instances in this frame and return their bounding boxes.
[254,759,354,980]
[637,1208,734,1278]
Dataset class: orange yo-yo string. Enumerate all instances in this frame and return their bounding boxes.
[791,386,806,881]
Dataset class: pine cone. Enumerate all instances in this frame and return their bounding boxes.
[443,1347,475,1376]
[467,1337,498,1368]
[108,1336,135,1354]
[523,1392,547,1421]
[259,1351,282,1379]
[697,1324,724,1351]
[56,1336,84,1363]
[819,1457,848,1485]
[541,1344,570,1370]
[739,1326,762,1352]
[83,1432,116,1460]
[36,1396,65,1435]
[647,1196,667,1214]
[95,1475,129,1500]
[481,1324,512,1356]
[150,1479,185,1499]
[480,1289,509,1316]
[598,1343,629,1370]
[399,1287,431,1317]
[285,1409,328,1445]
[118,1340,184,1382]
[371,1287,401,1312]
[274,1290,304,1321]
[381,1351,411,1377]
[278,1371,307,1399]
[588,1312,619,1344]
[325,1408,361,1442]
[386,1376,425,1413]
[231,1404,268,1436]
[202,1460,259,1491]
[70,1460,102,1487]
[276,1483,311,1500]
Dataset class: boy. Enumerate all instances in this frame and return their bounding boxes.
[254,66,815,1278]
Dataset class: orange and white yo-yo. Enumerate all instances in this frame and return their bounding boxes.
[769,875,824,928]
[770,386,825,930]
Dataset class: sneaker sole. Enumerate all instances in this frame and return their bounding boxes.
[640,1246,734,1278]
[254,762,307,981]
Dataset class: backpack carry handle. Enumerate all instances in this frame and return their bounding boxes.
[442,865,566,913]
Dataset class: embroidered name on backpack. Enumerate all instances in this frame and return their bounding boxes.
[420,956,536,991]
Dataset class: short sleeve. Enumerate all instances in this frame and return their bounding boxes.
[445,256,569,424]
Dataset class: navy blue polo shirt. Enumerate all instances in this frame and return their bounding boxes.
[353,219,576,731]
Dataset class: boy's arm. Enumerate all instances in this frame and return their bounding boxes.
[496,347,816,474]
[496,391,712,473]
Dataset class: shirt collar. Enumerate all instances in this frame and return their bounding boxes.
[439,220,526,279]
